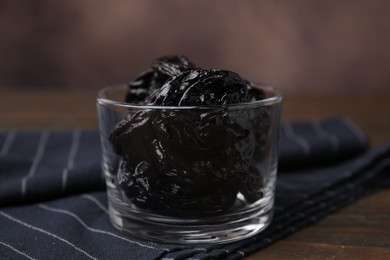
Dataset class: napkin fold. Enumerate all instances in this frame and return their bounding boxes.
[0,117,389,259]
[278,117,369,169]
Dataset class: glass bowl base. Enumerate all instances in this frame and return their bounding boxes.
[108,197,274,245]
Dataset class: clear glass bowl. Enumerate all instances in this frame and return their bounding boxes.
[97,84,282,244]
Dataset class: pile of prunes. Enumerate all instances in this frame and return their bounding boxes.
[109,55,270,215]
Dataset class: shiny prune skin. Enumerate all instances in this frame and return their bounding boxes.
[148,69,253,106]
[111,109,249,214]
[152,54,196,77]
[126,55,195,104]
[125,70,168,104]
[112,55,270,214]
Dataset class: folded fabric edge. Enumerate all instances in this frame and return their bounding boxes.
[278,116,370,171]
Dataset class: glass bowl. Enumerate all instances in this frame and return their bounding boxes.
[97,84,282,244]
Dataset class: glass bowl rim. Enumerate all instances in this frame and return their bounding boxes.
[97,84,283,110]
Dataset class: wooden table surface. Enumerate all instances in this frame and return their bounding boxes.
[1,89,390,259]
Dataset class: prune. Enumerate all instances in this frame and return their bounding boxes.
[126,55,196,104]
[111,109,246,213]
[111,55,270,215]
[152,54,196,77]
[125,70,166,104]
[148,69,253,106]
[116,149,239,213]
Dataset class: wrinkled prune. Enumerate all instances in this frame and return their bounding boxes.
[148,69,253,106]
[111,109,247,213]
[111,55,270,215]
[125,70,166,104]
[152,54,196,77]
[126,55,196,104]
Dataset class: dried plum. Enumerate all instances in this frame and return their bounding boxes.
[152,54,196,77]
[125,70,167,104]
[126,55,196,104]
[111,109,248,213]
[148,69,252,106]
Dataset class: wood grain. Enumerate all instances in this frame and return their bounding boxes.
[1,89,389,258]
[248,190,390,259]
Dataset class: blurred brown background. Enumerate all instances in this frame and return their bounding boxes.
[1,0,390,93]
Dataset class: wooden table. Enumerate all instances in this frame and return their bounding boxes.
[1,89,390,259]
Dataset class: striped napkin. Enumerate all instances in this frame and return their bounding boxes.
[1,118,389,259]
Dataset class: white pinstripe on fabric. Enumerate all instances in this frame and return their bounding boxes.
[341,118,367,147]
[311,120,340,154]
[0,119,379,259]
[81,194,109,214]
[0,131,16,157]
[283,123,311,157]
[21,131,50,201]
[0,211,97,260]
[62,130,81,192]
[0,240,37,260]
[38,204,165,251]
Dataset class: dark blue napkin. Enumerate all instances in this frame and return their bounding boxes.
[0,118,389,259]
